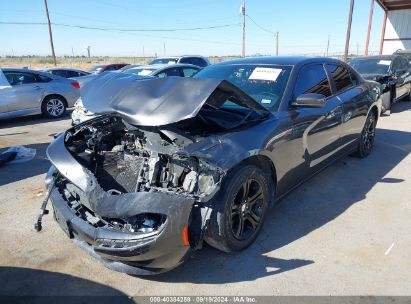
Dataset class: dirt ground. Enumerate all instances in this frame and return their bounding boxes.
[0,100,411,297]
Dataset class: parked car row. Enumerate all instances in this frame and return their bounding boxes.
[347,53,411,114]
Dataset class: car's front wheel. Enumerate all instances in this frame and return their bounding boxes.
[41,95,66,118]
[352,111,377,158]
[205,165,271,253]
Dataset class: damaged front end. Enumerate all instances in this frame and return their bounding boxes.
[46,115,224,274]
[45,76,269,274]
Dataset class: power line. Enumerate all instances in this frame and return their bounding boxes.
[0,21,241,32]
[246,14,275,35]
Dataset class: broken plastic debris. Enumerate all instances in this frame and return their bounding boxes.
[0,146,36,164]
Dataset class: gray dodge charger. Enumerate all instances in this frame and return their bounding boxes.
[44,57,382,275]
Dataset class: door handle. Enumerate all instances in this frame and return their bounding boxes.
[34,86,42,90]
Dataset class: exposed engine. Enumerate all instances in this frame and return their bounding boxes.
[64,115,221,198]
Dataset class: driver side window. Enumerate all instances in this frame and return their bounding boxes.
[294,64,332,99]
[4,71,37,86]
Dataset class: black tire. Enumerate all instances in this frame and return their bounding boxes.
[205,165,272,253]
[41,95,66,118]
[352,111,377,158]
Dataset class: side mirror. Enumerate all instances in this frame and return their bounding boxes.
[291,93,326,108]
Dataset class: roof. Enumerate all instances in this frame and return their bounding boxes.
[1,68,44,73]
[377,0,411,11]
[214,56,344,67]
[42,67,88,73]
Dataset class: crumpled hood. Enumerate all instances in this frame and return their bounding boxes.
[81,72,267,126]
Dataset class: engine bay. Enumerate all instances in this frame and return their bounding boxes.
[64,115,222,198]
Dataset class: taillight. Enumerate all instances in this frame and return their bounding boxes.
[71,82,80,89]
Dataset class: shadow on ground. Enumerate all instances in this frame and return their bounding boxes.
[0,112,71,130]
[0,142,51,187]
[0,266,133,302]
[392,99,411,114]
[146,126,411,283]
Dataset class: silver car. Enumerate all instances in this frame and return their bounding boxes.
[0,68,80,119]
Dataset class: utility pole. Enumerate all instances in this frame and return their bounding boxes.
[275,32,279,56]
[163,41,166,56]
[44,0,57,66]
[241,0,246,57]
[326,35,330,57]
[85,46,91,58]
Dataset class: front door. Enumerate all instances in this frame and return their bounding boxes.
[2,71,45,112]
[277,63,343,194]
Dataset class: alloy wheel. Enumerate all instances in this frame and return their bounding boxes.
[230,178,264,241]
[362,115,376,155]
[46,98,65,117]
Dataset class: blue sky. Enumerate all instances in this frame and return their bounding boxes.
[1,0,385,57]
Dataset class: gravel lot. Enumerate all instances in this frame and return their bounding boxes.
[1,100,411,297]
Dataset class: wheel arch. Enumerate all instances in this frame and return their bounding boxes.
[370,104,379,121]
[227,154,277,206]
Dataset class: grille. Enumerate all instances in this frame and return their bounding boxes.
[97,152,144,193]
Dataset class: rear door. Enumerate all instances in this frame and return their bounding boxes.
[391,57,409,99]
[2,71,46,112]
[325,64,369,153]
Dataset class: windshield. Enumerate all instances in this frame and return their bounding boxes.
[150,58,178,65]
[122,67,157,76]
[348,59,391,74]
[194,64,292,111]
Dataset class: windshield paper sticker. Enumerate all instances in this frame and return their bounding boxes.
[261,99,272,104]
[249,67,282,81]
[378,60,391,65]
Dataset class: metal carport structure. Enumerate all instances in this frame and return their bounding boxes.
[343,0,411,60]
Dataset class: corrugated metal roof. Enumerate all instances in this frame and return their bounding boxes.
[377,0,411,11]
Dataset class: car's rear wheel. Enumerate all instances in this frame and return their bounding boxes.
[352,111,377,158]
[41,95,66,118]
[205,165,271,253]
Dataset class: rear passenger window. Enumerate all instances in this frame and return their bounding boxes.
[294,64,331,98]
[326,64,355,92]
[156,68,182,78]
[191,58,207,67]
[182,67,199,77]
[37,75,52,82]
[66,70,80,78]
[52,70,67,77]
